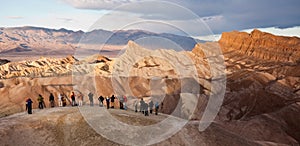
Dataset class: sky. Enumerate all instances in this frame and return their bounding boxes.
[1,0,299,41]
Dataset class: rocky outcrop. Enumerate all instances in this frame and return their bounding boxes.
[0,56,77,79]
[0,59,10,65]
[219,29,300,63]
[190,30,300,144]
[0,107,263,146]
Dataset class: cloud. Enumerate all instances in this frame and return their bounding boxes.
[62,0,300,34]
[57,17,74,22]
[63,0,141,9]
[7,16,24,19]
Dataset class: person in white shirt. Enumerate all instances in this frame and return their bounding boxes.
[58,93,63,107]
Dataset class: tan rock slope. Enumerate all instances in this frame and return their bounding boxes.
[0,30,299,145]
[219,29,300,63]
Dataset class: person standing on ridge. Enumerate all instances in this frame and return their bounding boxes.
[62,94,67,107]
[58,93,63,107]
[123,95,128,110]
[70,92,76,106]
[155,102,159,115]
[144,102,149,116]
[26,98,33,114]
[49,93,55,107]
[78,93,83,106]
[135,100,138,112]
[106,96,110,109]
[88,92,94,106]
[118,95,124,109]
[37,94,45,109]
[140,98,145,114]
[110,95,115,108]
[98,95,104,107]
[149,100,154,114]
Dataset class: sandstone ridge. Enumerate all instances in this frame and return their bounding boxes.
[219,29,300,63]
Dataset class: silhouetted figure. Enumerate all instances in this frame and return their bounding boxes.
[144,103,149,116]
[119,95,124,109]
[98,96,104,107]
[26,98,33,114]
[140,98,145,114]
[135,100,138,112]
[61,95,67,107]
[155,102,159,115]
[70,92,76,106]
[37,94,45,109]
[111,95,115,108]
[149,100,154,114]
[49,93,55,107]
[88,92,94,106]
[106,97,110,109]
[123,95,127,110]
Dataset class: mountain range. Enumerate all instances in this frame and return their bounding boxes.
[0,26,199,59]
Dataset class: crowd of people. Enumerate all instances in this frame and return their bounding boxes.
[25,92,161,117]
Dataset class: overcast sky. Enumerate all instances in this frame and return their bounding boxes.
[1,0,299,40]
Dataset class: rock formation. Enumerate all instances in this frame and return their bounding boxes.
[0,59,10,65]
[219,29,300,63]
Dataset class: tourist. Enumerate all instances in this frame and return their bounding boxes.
[135,100,138,112]
[88,92,94,106]
[123,95,127,110]
[70,92,76,106]
[98,96,104,107]
[149,100,154,114]
[78,93,83,106]
[37,94,45,109]
[25,98,33,114]
[106,96,110,109]
[118,95,124,109]
[144,103,149,116]
[155,102,159,115]
[140,98,145,114]
[111,95,115,108]
[61,94,67,107]
[49,93,55,107]
[58,93,63,107]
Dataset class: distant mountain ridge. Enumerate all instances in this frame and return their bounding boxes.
[0,26,198,55]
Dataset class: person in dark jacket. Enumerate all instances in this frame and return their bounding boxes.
[62,94,67,107]
[149,100,154,114]
[26,98,33,114]
[135,100,138,112]
[144,103,149,116]
[118,95,124,109]
[98,96,104,107]
[155,102,159,115]
[88,92,94,106]
[70,92,76,106]
[49,93,55,107]
[140,98,145,114]
[110,95,115,108]
[106,96,110,109]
